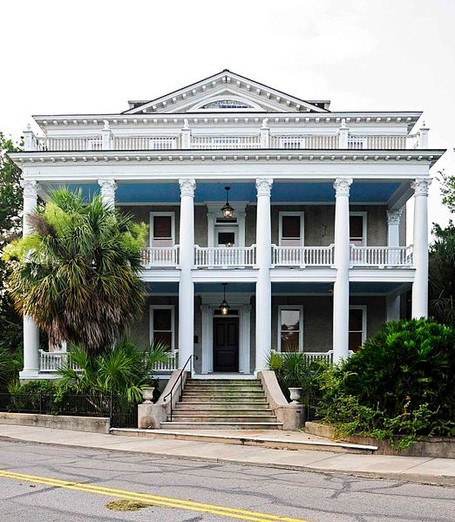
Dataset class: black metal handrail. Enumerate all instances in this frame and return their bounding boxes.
[162,354,193,422]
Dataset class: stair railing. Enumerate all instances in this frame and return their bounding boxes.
[162,354,193,422]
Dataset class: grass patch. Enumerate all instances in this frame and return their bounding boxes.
[106,500,151,511]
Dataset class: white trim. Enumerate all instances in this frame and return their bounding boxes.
[277,305,304,352]
[349,211,367,246]
[149,212,175,247]
[279,211,305,247]
[349,305,367,348]
[149,305,175,352]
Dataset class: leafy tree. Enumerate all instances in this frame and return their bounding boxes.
[0,133,23,358]
[3,189,148,356]
[429,222,455,326]
[439,169,455,213]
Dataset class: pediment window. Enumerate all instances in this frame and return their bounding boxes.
[201,99,253,110]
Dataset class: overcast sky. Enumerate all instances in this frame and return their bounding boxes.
[1,0,453,228]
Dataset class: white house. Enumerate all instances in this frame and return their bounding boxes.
[12,69,444,380]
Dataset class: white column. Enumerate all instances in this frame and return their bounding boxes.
[387,209,403,248]
[387,294,401,322]
[332,177,352,363]
[178,178,196,369]
[98,179,117,209]
[411,177,431,318]
[20,179,40,380]
[101,120,113,150]
[339,119,349,148]
[255,177,273,372]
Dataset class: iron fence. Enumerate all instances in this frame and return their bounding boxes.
[0,392,137,428]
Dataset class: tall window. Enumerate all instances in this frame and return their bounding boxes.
[278,306,303,352]
[150,213,174,247]
[279,212,304,247]
[349,213,367,246]
[349,306,366,352]
[150,306,174,351]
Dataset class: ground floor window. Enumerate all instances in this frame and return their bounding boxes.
[150,306,175,351]
[278,305,303,352]
[349,306,367,352]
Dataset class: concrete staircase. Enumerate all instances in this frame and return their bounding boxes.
[160,378,283,430]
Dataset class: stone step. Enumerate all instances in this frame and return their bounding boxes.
[168,414,278,423]
[174,403,271,411]
[160,421,283,430]
[184,384,263,393]
[186,379,261,385]
[182,390,264,396]
[179,397,268,404]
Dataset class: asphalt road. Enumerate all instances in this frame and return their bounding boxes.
[0,439,453,522]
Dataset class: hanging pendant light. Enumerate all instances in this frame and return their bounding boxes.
[221,186,234,218]
[219,283,230,315]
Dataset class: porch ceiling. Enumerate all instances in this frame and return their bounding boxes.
[50,180,404,205]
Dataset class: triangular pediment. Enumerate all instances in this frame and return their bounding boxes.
[123,70,330,115]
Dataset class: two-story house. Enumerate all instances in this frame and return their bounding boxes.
[12,70,444,381]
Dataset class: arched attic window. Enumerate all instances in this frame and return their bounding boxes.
[201,99,253,109]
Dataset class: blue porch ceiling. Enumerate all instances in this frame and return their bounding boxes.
[52,181,402,205]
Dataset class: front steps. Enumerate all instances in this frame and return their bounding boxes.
[160,378,283,430]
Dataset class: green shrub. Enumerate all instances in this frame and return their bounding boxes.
[316,319,455,447]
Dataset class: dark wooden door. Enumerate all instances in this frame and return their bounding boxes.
[213,318,239,372]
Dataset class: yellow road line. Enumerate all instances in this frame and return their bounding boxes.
[0,469,310,522]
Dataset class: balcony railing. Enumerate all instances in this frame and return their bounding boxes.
[39,350,179,373]
[350,245,413,267]
[139,245,414,269]
[194,245,256,268]
[141,246,179,268]
[39,350,77,372]
[31,130,422,152]
[272,245,334,267]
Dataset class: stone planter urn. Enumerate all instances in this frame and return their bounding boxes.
[288,387,302,405]
[141,386,155,403]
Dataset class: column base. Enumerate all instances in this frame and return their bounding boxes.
[19,370,58,382]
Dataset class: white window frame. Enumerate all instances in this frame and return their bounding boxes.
[149,212,175,247]
[349,305,367,350]
[277,305,304,352]
[279,212,305,247]
[349,211,367,246]
[149,305,175,352]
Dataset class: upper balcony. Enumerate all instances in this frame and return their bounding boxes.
[140,244,414,270]
[25,124,425,153]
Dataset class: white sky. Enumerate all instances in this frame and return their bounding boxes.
[1,0,453,229]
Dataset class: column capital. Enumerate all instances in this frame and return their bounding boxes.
[333,177,353,197]
[387,209,403,225]
[98,178,117,192]
[255,177,273,197]
[179,178,196,197]
[20,179,38,198]
[411,177,431,197]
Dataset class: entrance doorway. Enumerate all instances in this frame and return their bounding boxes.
[213,317,239,372]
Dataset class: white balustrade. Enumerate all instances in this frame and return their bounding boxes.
[141,246,179,267]
[152,351,179,371]
[113,136,179,150]
[44,137,103,151]
[269,134,340,149]
[272,245,334,267]
[36,131,420,152]
[194,245,256,268]
[190,135,261,149]
[347,135,410,150]
[350,245,413,267]
[39,350,79,372]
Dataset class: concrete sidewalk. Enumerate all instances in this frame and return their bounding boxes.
[0,424,454,486]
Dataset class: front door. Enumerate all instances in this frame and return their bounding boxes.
[213,317,239,372]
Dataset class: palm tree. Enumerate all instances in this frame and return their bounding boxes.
[3,189,148,355]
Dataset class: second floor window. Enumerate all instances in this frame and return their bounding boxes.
[150,213,174,247]
[279,213,304,247]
